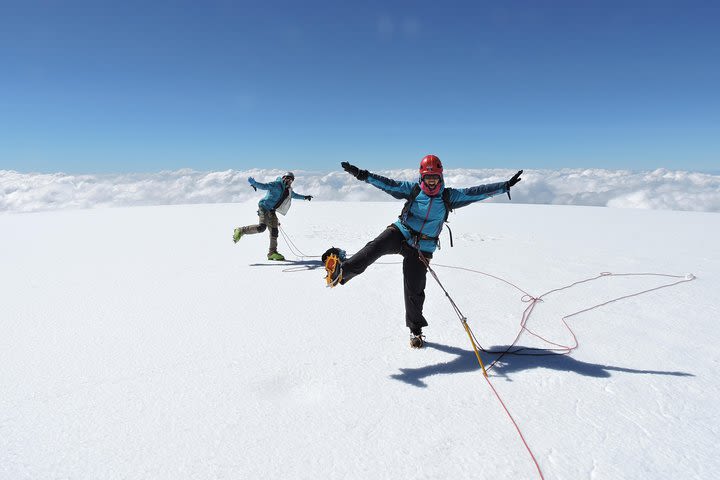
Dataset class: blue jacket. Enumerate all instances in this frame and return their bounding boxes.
[365,173,508,253]
[249,177,307,213]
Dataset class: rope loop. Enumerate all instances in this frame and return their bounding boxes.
[521,294,541,303]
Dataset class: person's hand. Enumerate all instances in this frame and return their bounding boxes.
[248,177,257,191]
[341,162,368,180]
[304,195,313,201]
[341,162,359,177]
[507,170,523,187]
[506,170,522,199]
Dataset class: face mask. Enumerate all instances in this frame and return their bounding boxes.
[420,175,442,195]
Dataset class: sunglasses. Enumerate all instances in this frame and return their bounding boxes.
[423,174,441,182]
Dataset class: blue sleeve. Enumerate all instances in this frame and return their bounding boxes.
[447,181,508,209]
[252,180,271,191]
[291,190,306,200]
[365,173,416,200]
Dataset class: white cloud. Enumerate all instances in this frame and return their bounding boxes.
[1,167,718,213]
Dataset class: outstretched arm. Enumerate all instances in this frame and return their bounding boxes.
[448,170,523,208]
[291,191,313,201]
[340,161,415,200]
[447,182,508,208]
[248,177,271,191]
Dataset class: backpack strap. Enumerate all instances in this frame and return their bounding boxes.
[441,188,454,247]
[441,188,453,221]
[399,183,422,223]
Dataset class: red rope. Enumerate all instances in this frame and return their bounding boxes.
[421,255,696,480]
[480,271,696,371]
[484,374,545,480]
[419,253,546,479]
[430,264,696,371]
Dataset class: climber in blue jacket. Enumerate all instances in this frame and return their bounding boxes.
[322,155,522,348]
[233,172,313,261]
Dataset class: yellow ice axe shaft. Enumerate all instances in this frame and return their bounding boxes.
[462,319,488,377]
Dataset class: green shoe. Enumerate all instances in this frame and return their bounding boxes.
[267,252,285,261]
[233,228,243,244]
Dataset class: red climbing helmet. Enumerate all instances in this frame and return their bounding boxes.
[419,154,443,177]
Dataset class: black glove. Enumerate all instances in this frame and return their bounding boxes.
[304,195,313,201]
[506,170,523,200]
[341,161,368,181]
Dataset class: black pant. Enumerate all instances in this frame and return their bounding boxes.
[342,226,432,334]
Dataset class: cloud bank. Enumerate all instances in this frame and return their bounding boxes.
[1,168,719,213]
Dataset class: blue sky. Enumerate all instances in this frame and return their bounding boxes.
[1,0,718,173]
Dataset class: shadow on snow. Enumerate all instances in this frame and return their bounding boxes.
[390,342,694,388]
[249,259,323,271]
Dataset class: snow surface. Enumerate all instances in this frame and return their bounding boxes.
[2,167,719,213]
[1,200,718,479]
